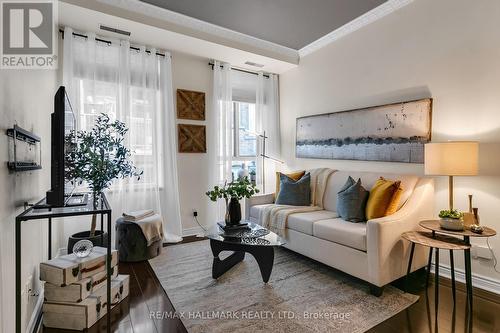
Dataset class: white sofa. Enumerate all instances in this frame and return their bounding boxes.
[246,169,434,295]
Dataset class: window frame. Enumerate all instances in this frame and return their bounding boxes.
[232,101,257,161]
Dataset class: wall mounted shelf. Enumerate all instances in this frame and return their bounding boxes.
[6,124,42,171]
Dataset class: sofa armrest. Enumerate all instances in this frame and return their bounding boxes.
[245,193,275,220]
[366,178,434,286]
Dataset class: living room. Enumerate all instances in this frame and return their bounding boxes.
[1,0,499,332]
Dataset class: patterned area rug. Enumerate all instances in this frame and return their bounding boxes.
[149,240,418,333]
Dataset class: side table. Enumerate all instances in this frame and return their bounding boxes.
[419,220,496,332]
[402,230,470,332]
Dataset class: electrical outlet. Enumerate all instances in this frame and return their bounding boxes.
[472,244,493,260]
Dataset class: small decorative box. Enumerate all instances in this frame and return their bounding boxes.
[44,265,118,303]
[40,247,118,286]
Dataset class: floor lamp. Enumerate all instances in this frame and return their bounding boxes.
[424,141,478,210]
[257,130,284,194]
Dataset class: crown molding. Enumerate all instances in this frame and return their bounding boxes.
[95,0,299,63]
[298,0,414,58]
[91,0,413,64]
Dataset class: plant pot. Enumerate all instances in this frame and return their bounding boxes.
[228,197,242,225]
[439,218,464,231]
[67,230,109,254]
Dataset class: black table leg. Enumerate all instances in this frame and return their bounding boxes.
[107,212,112,330]
[101,213,104,246]
[210,239,275,283]
[405,242,415,292]
[426,247,433,289]
[434,248,439,333]
[48,217,52,259]
[464,248,473,333]
[246,246,274,283]
[449,250,456,304]
[210,239,245,279]
[15,219,21,333]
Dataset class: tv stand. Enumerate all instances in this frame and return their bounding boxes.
[15,193,112,333]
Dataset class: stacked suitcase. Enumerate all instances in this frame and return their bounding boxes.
[40,246,129,330]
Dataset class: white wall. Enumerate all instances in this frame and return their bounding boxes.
[0,70,58,332]
[171,51,213,234]
[280,0,500,284]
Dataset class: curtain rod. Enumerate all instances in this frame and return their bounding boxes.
[58,29,167,58]
[208,62,270,78]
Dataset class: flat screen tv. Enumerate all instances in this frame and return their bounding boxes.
[46,86,77,207]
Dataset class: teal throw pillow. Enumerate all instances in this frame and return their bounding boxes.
[275,173,311,206]
[337,176,369,222]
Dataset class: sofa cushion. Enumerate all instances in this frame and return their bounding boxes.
[313,218,367,251]
[276,172,311,206]
[365,177,402,220]
[323,171,419,213]
[336,176,369,222]
[276,170,305,196]
[249,204,275,219]
[287,210,339,235]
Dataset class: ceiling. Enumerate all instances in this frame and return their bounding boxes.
[139,0,388,50]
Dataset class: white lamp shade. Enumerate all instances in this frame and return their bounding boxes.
[424,142,478,176]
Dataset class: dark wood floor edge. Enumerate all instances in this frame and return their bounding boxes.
[436,273,500,303]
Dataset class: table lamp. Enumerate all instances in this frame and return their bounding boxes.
[424,141,478,210]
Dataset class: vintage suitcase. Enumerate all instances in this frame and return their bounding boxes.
[40,247,118,286]
[44,265,119,302]
[43,274,130,331]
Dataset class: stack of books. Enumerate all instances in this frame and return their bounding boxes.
[39,246,129,330]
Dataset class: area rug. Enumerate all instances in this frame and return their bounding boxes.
[149,240,418,333]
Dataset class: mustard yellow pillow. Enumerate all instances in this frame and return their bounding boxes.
[365,177,402,220]
[276,170,305,195]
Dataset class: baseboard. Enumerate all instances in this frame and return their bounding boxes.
[27,248,66,333]
[27,287,44,333]
[183,226,204,237]
[431,263,500,295]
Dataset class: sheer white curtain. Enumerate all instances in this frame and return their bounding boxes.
[63,27,182,242]
[207,61,232,224]
[256,73,281,193]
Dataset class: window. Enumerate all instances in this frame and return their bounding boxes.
[232,101,257,183]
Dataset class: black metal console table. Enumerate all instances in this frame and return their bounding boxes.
[15,193,112,333]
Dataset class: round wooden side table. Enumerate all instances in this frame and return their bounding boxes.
[402,230,470,332]
[417,220,496,333]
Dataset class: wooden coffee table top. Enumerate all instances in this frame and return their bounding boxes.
[402,231,471,250]
[419,220,496,238]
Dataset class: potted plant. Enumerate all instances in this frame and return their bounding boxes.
[206,177,259,225]
[438,209,464,231]
[65,113,142,253]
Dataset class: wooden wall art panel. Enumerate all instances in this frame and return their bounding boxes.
[178,124,206,153]
[177,89,205,120]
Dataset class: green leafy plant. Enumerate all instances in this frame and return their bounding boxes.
[65,113,143,235]
[439,209,464,220]
[206,177,259,221]
[206,177,259,202]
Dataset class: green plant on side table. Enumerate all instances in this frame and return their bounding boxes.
[206,177,259,225]
[65,113,143,252]
[438,209,465,231]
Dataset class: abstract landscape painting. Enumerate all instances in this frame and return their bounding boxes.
[296,98,432,163]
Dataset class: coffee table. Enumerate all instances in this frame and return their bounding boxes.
[205,222,285,283]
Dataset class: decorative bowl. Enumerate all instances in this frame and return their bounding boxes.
[440,218,464,231]
[72,239,94,258]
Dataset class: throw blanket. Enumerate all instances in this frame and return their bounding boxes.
[123,212,164,246]
[122,209,154,221]
[260,168,336,235]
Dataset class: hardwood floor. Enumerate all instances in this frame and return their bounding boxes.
[42,237,500,332]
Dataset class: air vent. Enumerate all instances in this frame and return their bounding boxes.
[244,61,264,68]
[99,25,131,37]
